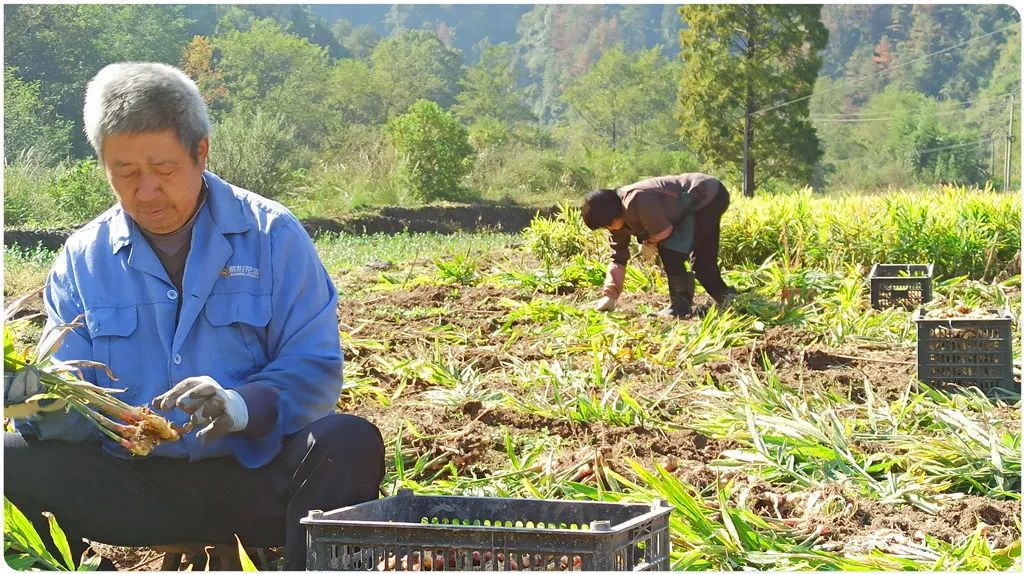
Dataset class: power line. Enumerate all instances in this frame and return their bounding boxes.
[813,92,1011,119]
[916,137,996,156]
[949,92,1017,109]
[812,112,893,119]
[811,110,895,119]
[753,20,1021,117]
[809,93,1013,122]
[811,116,894,123]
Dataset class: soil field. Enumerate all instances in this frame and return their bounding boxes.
[6,238,1020,571]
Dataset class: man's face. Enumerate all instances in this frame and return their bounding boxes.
[101,130,208,234]
[606,217,625,232]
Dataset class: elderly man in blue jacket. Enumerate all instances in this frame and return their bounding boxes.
[3,62,384,570]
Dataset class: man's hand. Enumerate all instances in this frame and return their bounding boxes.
[153,376,248,444]
[640,242,658,263]
[3,366,64,418]
[593,295,618,312]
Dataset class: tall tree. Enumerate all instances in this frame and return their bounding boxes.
[453,43,533,125]
[272,4,346,58]
[4,4,191,157]
[516,5,619,123]
[818,5,892,79]
[562,45,678,150]
[214,19,334,146]
[332,20,380,59]
[212,5,344,58]
[325,59,385,129]
[3,67,73,164]
[677,5,829,195]
[180,36,229,112]
[891,5,950,97]
[370,30,465,117]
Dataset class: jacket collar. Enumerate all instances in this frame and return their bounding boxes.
[109,171,250,254]
[616,184,679,212]
[617,186,639,210]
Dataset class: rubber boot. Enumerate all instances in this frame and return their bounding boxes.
[657,272,695,318]
[712,286,739,308]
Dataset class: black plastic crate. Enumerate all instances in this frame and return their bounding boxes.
[301,490,672,571]
[915,306,1017,396]
[870,264,933,310]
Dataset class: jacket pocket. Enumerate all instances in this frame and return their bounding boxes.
[84,306,141,398]
[203,292,271,378]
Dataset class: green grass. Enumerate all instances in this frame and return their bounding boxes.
[4,195,1021,571]
[4,159,113,229]
[313,231,514,273]
[287,168,414,220]
[4,233,515,281]
[3,159,59,228]
[4,245,54,297]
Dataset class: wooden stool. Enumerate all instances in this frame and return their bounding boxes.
[150,544,278,571]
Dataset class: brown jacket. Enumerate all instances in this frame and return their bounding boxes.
[608,173,721,266]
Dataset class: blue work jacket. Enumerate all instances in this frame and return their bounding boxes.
[20,172,342,469]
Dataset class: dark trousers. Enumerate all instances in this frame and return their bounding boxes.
[4,413,385,571]
[658,187,731,299]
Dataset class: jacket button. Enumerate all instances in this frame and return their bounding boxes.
[167,289,178,300]
[173,354,182,365]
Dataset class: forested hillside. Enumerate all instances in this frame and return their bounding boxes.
[4,4,1020,227]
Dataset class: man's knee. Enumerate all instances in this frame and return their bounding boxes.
[4,433,69,489]
[4,432,32,495]
[306,415,384,472]
[311,414,382,445]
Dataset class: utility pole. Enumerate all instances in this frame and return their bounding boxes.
[990,137,996,181]
[1004,91,1015,192]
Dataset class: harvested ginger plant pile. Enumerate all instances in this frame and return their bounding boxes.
[923,305,1004,320]
[4,291,187,457]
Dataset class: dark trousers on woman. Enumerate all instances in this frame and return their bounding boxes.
[659,187,732,302]
[4,414,385,571]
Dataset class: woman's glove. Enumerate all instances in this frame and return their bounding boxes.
[593,295,618,312]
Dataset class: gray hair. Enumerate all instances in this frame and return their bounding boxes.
[83,62,210,163]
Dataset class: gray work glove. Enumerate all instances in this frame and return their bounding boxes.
[639,242,659,263]
[3,366,64,418]
[153,376,248,445]
[593,295,618,312]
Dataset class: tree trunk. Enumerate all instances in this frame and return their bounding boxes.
[743,87,754,197]
[743,15,756,197]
